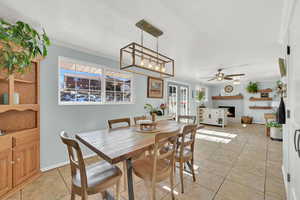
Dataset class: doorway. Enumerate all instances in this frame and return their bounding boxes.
[167,82,189,118]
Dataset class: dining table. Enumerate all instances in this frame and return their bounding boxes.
[76,120,204,200]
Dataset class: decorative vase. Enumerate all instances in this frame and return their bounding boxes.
[151,113,157,122]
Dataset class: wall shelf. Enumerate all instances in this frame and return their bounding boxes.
[257,88,273,93]
[249,106,272,110]
[212,95,243,100]
[249,97,273,101]
[0,104,39,113]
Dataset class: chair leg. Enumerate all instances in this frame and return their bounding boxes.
[151,182,156,200]
[170,168,175,200]
[191,159,196,182]
[116,179,121,200]
[70,193,75,200]
[123,160,128,191]
[70,187,75,200]
[81,191,88,200]
[179,162,184,194]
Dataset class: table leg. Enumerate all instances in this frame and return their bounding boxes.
[126,158,135,200]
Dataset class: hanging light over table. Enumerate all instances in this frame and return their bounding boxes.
[120,19,174,78]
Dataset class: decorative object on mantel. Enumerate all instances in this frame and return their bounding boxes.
[241,116,253,124]
[246,82,258,93]
[0,19,50,75]
[261,92,269,98]
[224,85,234,93]
[120,19,174,78]
[147,76,164,98]
[212,95,243,100]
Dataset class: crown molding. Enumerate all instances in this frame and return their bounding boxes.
[279,0,297,44]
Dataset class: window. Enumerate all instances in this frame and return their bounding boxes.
[59,57,133,105]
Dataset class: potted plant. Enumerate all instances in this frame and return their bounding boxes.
[267,121,283,140]
[144,104,160,121]
[246,82,258,93]
[0,19,50,75]
[196,90,206,107]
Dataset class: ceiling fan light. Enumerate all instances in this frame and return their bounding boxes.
[217,76,223,81]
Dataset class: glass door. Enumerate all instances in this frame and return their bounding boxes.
[168,84,178,117]
[167,83,189,118]
[180,86,189,115]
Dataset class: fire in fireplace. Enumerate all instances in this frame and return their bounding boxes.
[219,106,235,118]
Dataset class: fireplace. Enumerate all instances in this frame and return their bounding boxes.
[219,106,235,118]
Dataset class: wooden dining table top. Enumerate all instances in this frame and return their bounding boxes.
[76,120,204,164]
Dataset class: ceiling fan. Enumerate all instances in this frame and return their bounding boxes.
[204,68,245,81]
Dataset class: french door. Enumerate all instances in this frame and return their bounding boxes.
[167,83,189,118]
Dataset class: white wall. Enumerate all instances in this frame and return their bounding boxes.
[210,81,278,123]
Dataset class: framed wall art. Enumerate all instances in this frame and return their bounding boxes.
[147,77,164,98]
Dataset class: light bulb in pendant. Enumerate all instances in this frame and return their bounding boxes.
[140,59,145,67]
[155,64,160,71]
[148,61,153,69]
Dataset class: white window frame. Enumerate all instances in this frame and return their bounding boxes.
[58,56,134,105]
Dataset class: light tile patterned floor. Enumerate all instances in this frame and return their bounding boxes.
[4,123,285,200]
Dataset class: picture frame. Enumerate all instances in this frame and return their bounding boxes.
[147,76,164,98]
[261,92,269,98]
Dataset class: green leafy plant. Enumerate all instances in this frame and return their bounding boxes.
[246,82,258,93]
[144,104,159,115]
[196,91,205,102]
[267,121,282,128]
[0,19,50,74]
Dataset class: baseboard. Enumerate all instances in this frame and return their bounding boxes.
[40,153,97,172]
[282,165,289,200]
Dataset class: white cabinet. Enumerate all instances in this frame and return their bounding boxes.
[197,107,227,127]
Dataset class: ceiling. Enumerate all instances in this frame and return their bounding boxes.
[0,0,283,84]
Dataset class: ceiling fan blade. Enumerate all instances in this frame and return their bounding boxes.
[208,77,217,81]
[224,77,233,80]
[225,73,245,77]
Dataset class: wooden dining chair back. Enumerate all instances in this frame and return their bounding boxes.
[134,115,147,125]
[60,132,122,200]
[178,115,196,124]
[108,117,131,129]
[152,131,178,182]
[176,124,198,193]
[60,131,88,189]
[133,130,179,200]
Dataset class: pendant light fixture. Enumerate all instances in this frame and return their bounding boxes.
[120,19,174,78]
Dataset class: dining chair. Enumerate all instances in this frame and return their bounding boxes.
[177,115,196,124]
[134,115,147,125]
[60,132,122,200]
[132,130,179,200]
[108,117,131,129]
[175,124,198,193]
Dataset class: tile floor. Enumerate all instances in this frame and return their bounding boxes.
[4,123,285,200]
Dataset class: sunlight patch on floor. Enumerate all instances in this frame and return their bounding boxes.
[162,186,179,196]
[197,129,237,138]
[195,134,231,144]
